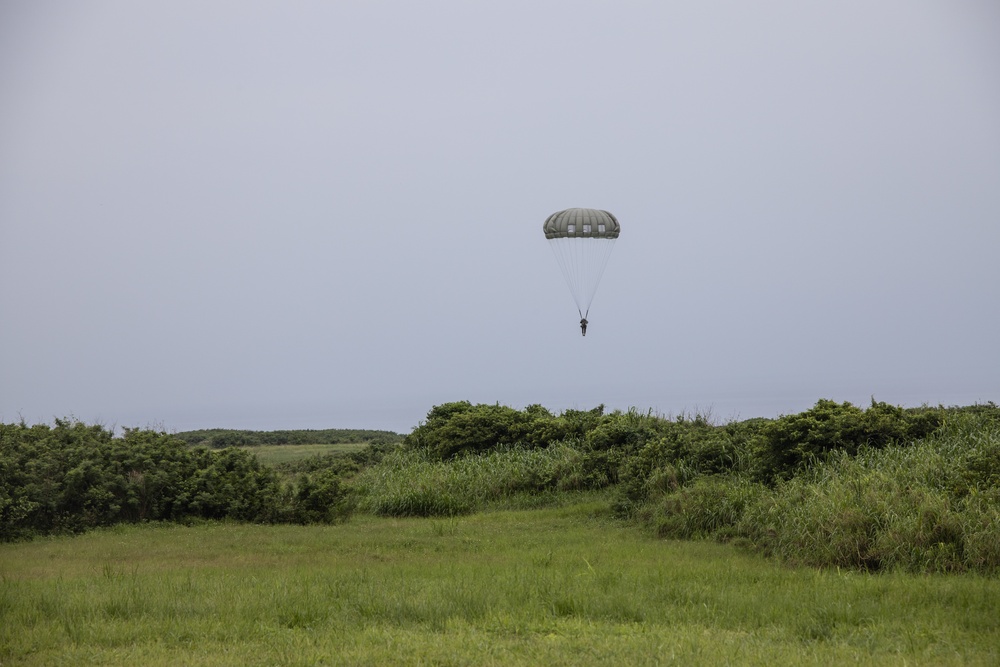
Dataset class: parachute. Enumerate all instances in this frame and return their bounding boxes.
[543,208,620,333]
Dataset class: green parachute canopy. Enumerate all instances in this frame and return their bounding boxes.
[543,208,620,324]
[543,208,621,240]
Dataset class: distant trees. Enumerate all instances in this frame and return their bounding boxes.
[173,428,402,449]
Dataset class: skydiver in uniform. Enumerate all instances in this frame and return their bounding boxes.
[580,318,588,336]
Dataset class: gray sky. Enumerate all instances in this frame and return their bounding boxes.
[2,1,999,434]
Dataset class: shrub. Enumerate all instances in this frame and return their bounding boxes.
[404,402,605,459]
[614,417,752,514]
[404,402,532,458]
[755,399,944,481]
[578,409,679,487]
[0,420,358,540]
[173,447,283,522]
[584,408,671,453]
[285,469,356,524]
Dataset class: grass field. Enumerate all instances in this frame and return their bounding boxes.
[2,493,999,666]
[239,442,369,466]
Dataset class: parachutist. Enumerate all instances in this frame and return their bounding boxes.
[543,208,619,338]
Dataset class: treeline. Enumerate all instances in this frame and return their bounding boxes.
[173,428,403,449]
[0,420,360,540]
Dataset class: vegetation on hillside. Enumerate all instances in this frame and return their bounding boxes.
[3,399,999,573]
[172,427,402,449]
[376,399,1000,573]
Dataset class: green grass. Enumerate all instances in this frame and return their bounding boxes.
[240,442,368,465]
[2,497,999,665]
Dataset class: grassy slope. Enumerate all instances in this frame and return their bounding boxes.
[2,496,998,666]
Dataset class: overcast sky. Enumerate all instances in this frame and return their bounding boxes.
[2,1,999,434]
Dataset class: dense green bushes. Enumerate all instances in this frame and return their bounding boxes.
[635,408,1000,573]
[401,401,602,457]
[0,420,354,540]
[381,398,1000,573]
[754,399,944,480]
[5,399,999,574]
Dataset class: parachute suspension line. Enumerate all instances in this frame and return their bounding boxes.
[547,237,617,316]
[586,238,616,313]
[547,241,580,312]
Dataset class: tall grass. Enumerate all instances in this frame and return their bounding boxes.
[741,413,1000,572]
[651,412,1000,573]
[355,444,588,517]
